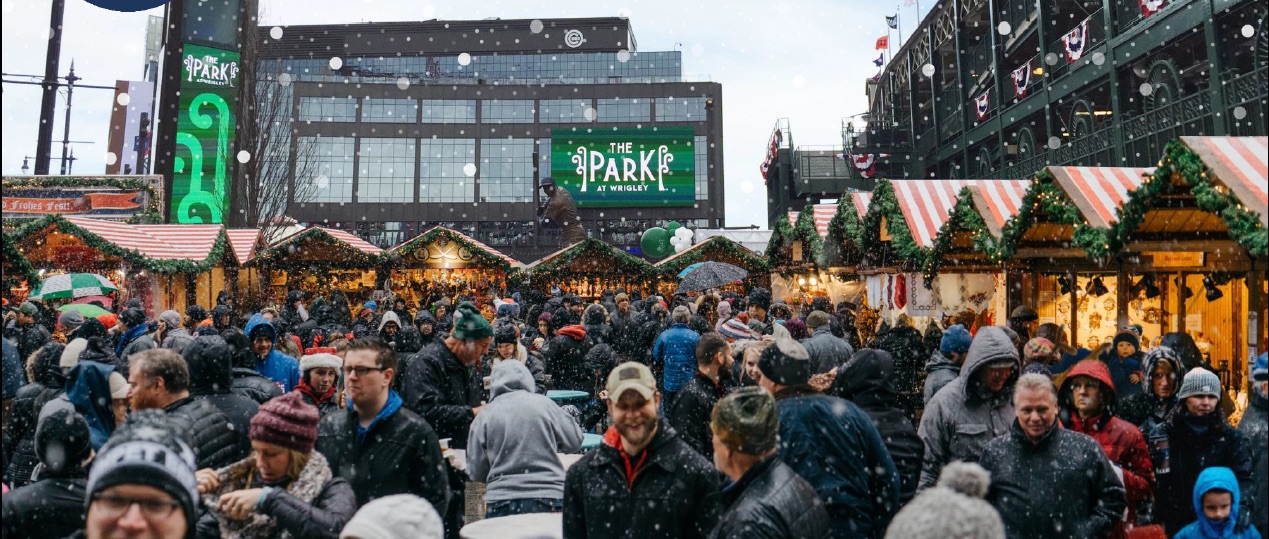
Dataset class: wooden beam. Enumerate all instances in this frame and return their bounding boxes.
[1014,247,1090,259]
[1124,240,1243,252]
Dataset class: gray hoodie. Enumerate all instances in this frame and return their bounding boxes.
[467,360,583,502]
[916,326,1017,491]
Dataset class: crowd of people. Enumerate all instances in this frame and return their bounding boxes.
[1,285,1265,539]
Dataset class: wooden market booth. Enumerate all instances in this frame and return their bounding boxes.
[655,235,770,295]
[766,205,833,307]
[6,215,228,314]
[998,166,1151,350]
[524,238,657,299]
[1107,136,1268,391]
[224,228,267,311]
[254,226,384,306]
[2,233,39,299]
[384,226,522,309]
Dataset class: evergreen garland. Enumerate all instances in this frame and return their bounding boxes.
[255,227,380,269]
[6,214,228,274]
[657,236,768,277]
[922,188,1001,286]
[1,175,164,224]
[2,233,39,287]
[820,199,865,267]
[793,205,824,265]
[764,213,796,268]
[385,226,513,271]
[857,179,924,267]
[528,238,656,279]
[996,170,1114,260]
[1116,139,1267,257]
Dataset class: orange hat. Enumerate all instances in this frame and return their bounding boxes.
[97,313,119,330]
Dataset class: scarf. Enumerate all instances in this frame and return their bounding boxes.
[295,380,336,406]
[115,324,147,357]
[205,451,333,539]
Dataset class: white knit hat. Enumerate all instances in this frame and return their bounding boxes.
[60,338,88,369]
[299,353,343,373]
[339,494,443,539]
[884,462,1005,539]
[108,371,130,400]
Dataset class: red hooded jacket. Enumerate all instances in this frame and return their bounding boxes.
[1060,359,1155,539]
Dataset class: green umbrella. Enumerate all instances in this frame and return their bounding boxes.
[29,273,119,301]
[57,303,111,319]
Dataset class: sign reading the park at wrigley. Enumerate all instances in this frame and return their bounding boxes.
[550,127,695,208]
[170,43,240,224]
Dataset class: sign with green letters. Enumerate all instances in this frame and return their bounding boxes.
[170,42,240,224]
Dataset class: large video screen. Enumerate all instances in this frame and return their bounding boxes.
[549,126,695,208]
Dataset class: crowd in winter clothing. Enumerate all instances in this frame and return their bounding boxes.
[2,287,1267,539]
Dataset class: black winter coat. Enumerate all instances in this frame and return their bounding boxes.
[563,421,722,539]
[231,367,283,404]
[164,395,244,471]
[397,341,481,450]
[1,471,87,539]
[979,421,1127,539]
[8,323,50,366]
[832,349,924,505]
[669,371,734,460]
[874,326,926,417]
[545,331,595,393]
[315,406,451,519]
[3,349,65,487]
[184,336,258,460]
[195,476,357,539]
[1155,409,1254,535]
[608,310,641,357]
[1239,388,1268,538]
[708,456,830,539]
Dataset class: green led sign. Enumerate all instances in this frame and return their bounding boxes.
[550,126,696,208]
[170,42,239,223]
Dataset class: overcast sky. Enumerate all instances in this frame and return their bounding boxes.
[1,0,931,228]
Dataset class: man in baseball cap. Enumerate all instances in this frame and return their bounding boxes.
[562,361,721,538]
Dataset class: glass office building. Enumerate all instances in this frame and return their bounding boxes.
[255,17,724,261]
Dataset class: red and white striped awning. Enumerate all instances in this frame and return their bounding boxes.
[967,180,1031,238]
[1046,167,1151,229]
[850,192,872,219]
[224,229,263,265]
[890,180,999,248]
[1179,136,1268,227]
[786,204,837,237]
[316,227,384,255]
[64,217,217,261]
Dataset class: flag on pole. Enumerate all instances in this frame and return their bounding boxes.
[871,68,883,81]
[873,53,884,67]
[1062,20,1091,62]
[875,35,889,50]
[1139,0,1165,16]
[1011,62,1031,98]
[904,0,917,5]
[886,15,899,29]
[974,89,991,121]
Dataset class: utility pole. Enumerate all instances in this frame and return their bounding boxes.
[59,61,80,175]
[34,0,66,175]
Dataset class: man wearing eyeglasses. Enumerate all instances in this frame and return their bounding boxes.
[315,338,451,524]
[80,409,199,539]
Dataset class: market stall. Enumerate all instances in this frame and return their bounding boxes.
[998,166,1151,349]
[655,235,770,294]
[254,226,384,305]
[385,226,521,309]
[6,215,227,313]
[1108,136,1267,390]
[225,228,266,310]
[2,233,38,299]
[766,205,832,307]
[524,238,656,299]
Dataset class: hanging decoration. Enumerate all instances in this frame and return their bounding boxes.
[974,89,991,121]
[1011,62,1031,98]
[848,153,891,179]
[893,273,908,310]
[1063,20,1091,62]
[1139,0,1165,17]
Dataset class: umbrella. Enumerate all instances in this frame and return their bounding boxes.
[28,273,118,301]
[71,295,114,310]
[676,262,707,278]
[58,303,110,319]
[675,262,748,295]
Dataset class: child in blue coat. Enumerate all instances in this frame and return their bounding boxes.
[1174,466,1261,539]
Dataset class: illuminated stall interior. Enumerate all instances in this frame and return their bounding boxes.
[385,226,521,308]
[255,226,384,305]
[525,238,657,298]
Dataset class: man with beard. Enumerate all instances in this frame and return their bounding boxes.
[563,362,721,538]
[669,332,735,459]
[295,352,343,417]
[609,293,640,362]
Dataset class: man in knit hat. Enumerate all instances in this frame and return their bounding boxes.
[563,361,721,538]
[116,306,156,372]
[58,309,86,338]
[918,326,1018,491]
[747,288,773,335]
[339,494,444,539]
[1156,367,1254,535]
[82,409,199,539]
[709,387,830,538]
[801,310,853,374]
[1021,337,1057,377]
[925,324,972,404]
[158,310,194,354]
[2,407,93,539]
[609,292,639,361]
[756,329,900,538]
[396,301,491,538]
[1239,352,1267,537]
[296,352,343,417]
[10,301,51,364]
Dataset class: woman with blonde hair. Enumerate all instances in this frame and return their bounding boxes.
[195,391,356,539]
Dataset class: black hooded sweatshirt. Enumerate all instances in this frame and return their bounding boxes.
[832,348,924,504]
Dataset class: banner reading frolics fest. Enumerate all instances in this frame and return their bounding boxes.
[551,126,696,208]
[171,42,240,224]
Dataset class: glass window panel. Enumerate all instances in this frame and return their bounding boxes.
[479,139,535,203]
[362,98,417,123]
[656,97,706,122]
[540,99,592,123]
[420,138,475,202]
[695,135,709,201]
[597,98,649,122]
[357,138,416,203]
[480,100,535,124]
[298,96,358,122]
[422,99,476,123]
[297,136,355,203]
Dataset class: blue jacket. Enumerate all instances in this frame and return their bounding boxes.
[243,314,300,392]
[774,387,901,538]
[63,361,118,450]
[2,337,23,399]
[1100,350,1144,398]
[652,323,700,393]
[1174,467,1262,539]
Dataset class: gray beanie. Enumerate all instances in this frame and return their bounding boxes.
[58,310,86,332]
[884,462,1005,539]
[711,387,779,455]
[159,310,183,330]
[1176,367,1221,399]
[339,494,443,539]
